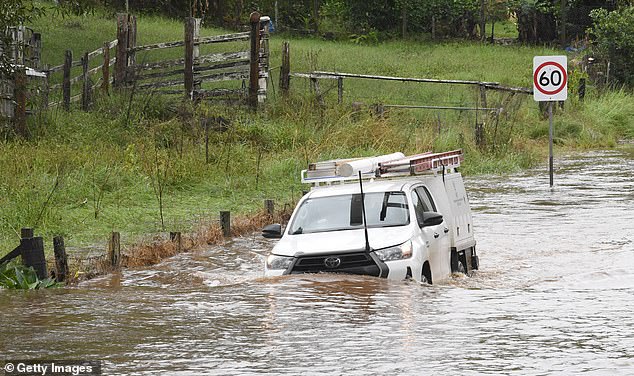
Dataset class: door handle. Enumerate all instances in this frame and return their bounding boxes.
[434,233,439,238]
[444,228,449,233]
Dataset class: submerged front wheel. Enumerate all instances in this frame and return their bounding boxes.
[421,261,432,284]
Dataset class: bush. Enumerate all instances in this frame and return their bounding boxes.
[513,0,557,43]
[348,0,480,38]
[0,261,61,289]
[590,6,634,87]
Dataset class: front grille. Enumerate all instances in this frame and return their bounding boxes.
[290,252,380,276]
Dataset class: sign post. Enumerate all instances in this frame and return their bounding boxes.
[533,55,567,187]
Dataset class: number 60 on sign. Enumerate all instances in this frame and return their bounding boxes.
[533,55,568,102]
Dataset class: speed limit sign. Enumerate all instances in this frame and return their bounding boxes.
[533,56,568,101]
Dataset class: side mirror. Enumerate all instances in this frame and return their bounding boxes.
[421,212,443,227]
[262,223,282,239]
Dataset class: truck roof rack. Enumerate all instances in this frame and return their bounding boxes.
[301,149,463,186]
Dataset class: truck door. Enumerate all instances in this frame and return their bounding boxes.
[412,186,451,282]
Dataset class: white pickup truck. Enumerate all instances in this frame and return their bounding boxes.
[263,150,478,284]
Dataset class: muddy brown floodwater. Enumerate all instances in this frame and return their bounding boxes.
[1,148,633,375]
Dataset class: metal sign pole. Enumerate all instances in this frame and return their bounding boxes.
[533,55,566,188]
[549,101,554,187]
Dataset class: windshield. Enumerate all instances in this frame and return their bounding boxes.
[288,191,410,235]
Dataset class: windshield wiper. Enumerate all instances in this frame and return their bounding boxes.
[291,227,303,235]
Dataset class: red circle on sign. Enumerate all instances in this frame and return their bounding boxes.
[534,61,567,95]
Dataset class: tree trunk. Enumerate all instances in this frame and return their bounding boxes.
[480,0,486,41]
[490,22,495,43]
[559,0,567,47]
[402,6,407,38]
[313,0,321,33]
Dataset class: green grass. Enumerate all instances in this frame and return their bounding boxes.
[0,8,632,256]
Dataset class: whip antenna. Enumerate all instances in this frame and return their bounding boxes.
[358,171,371,253]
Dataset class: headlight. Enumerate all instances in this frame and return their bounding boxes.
[266,254,294,270]
[374,241,413,262]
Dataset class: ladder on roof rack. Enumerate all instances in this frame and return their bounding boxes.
[301,149,464,186]
[379,149,463,176]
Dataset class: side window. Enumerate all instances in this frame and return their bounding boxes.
[415,186,437,212]
[411,190,425,227]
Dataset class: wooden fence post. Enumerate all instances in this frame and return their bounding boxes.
[115,13,129,88]
[193,18,201,59]
[31,32,42,69]
[12,26,25,65]
[81,51,91,111]
[170,231,182,252]
[373,103,385,118]
[311,77,324,106]
[42,68,50,110]
[127,15,137,68]
[20,228,47,280]
[53,236,68,282]
[102,41,111,94]
[280,41,290,95]
[63,49,72,111]
[21,228,34,238]
[220,211,231,237]
[108,231,121,268]
[249,11,261,110]
[0,78,14,120]
[184,17,196,100]
[13,68,27,138]
[264,199,275,216]
[475,123,485,148]
[337,77,343,104]
[578,78,586,101]
[258,16,270,103]
[193,18,201,92]
[479,84,488,108]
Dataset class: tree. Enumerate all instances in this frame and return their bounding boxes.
[512,0,557,42]
[0,0,44,76]
[512,0,619,44]
[1,0,93,76]
[589,6,634,87]
[487,0,509,42]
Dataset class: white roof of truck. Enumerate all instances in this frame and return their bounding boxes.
[302,150,463,188]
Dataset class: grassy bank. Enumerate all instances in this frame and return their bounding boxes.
[1,9,633,257]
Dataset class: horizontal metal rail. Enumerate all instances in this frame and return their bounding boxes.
[293,71,501,87]
[382,104,501,111]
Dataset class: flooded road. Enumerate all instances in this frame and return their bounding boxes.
[1,148,633,375]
